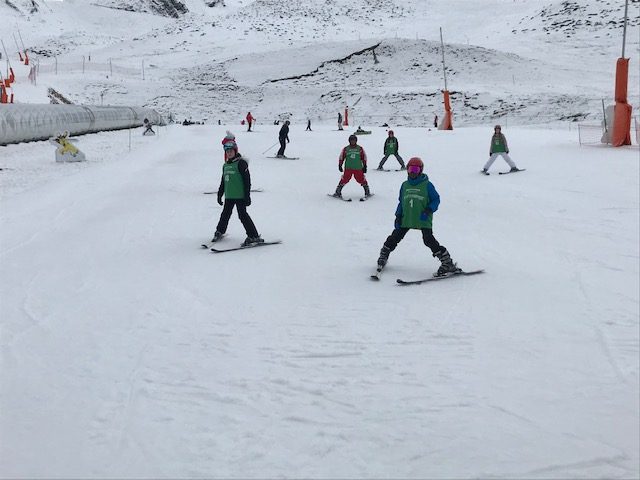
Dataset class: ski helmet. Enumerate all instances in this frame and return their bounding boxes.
[407,157,424,174]
[388,130,394,135]
[494,124,501,130]
[223,139,237,151]
[348,134,358,143]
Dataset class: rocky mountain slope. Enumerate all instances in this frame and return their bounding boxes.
[2,0,638,126]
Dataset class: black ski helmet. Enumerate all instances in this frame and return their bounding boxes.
[348,134,358,143]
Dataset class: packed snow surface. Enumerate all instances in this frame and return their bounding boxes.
[1,123,638,478]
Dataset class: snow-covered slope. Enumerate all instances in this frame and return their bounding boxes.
[3,0,639,125]
[1,123,638,477]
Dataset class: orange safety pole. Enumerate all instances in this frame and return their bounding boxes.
[24,50,29,66]
[440,90,453,130]
[343,106,349,127]
[0,85,7,103]
[612,58,632,146]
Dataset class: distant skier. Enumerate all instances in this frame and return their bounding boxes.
[481,125,521,174]
[142,118,155,136]
[306,118,312,131]
[246,112,254,132]
[376,157,461,277]
[433,114,438,128]
[377,130,405,170]
[276,120,290,158]
[337,112,343,131]
[211,139,264,246]
[332,134,371,199]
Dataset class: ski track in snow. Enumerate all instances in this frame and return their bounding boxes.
[1,124,638,477]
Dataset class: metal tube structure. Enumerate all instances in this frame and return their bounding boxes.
[0,104,163,146]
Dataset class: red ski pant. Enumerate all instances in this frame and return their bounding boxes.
[339,169,368,186]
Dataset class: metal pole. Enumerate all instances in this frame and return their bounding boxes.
[142,59,145,80]
[109,58,112,76]
[0,40,11,71]
[622,0,629,58]
[82,56,85,74]
[55,56,57,75]
[439,27,448,91]
[601,98,608,133]
[261,141,279,154]
[17,29,26,51]
[12,34,21,55]
[578,124,582,146]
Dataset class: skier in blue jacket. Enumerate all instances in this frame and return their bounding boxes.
[376,157,460,277]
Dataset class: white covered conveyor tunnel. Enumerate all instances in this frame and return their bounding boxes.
[0,104,163,146]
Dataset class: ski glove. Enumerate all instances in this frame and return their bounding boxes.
[217,195,224,206]
[339,165,343,172]
[362,164,367,173]
[244,197,251,206]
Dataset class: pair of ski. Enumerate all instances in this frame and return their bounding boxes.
[481,169,526,176]
[327,193,374,202]
[266,156,300,160]
[375,168,403,172]
[371,267,484,285]
[201,239,282,253]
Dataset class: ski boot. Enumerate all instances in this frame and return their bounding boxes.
[363,184,372,198]
[377,246,391,269]
[211,230,224,242]
[241,236,265,247]
[509,167,520,172]
[434,248,461,277]
[332,184,344,198]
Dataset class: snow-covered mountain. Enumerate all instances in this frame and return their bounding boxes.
[3,0,639,124]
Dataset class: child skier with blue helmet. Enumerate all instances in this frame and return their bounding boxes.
[376,157,461,277]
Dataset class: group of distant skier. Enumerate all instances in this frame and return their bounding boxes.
[206,119,522,277]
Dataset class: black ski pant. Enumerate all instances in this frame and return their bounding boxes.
[276,138,287,156]
[383,227,444,256]
[379,153,404,168]
[216,199,259,237]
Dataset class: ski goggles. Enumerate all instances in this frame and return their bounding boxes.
[407,165,422,174]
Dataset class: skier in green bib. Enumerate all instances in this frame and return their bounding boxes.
[481,125,521,174]
[376,157,461,277]
[377,129,405,170]
[211,140,264,246]
[332,134,371,198]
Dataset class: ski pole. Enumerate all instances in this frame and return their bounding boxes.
[261,141,279,155]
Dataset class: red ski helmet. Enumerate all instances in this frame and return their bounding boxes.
[407,157,424,174]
